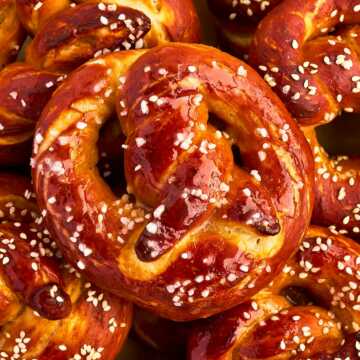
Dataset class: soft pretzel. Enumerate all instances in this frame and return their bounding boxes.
[249,0,360,239]
[0,63,62,166]
[32,43,314,320]
[188,226,360,359]
[22,0,201,72]
[0,0,25,68]
[206,0,281,56]
[0,173,132,359]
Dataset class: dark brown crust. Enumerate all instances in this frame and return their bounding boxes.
[0,172,132,359]
[33,44,313,321]
[188,226,360,359]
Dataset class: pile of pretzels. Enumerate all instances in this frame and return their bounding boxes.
[0,0,359,359]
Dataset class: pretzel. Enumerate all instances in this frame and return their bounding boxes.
[0,172,132,359]
[188,226,360,359]
[0,0,25,68]
[32,43,314,320]
[22,0,201,72]
[0,63,63,166]
[249,0,360,239]
[206,0,281,56]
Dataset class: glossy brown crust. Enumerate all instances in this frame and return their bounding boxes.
[249,0,360,237]
[0,63,61,166]
[0,0,25,68]
[0,173,132,359]
[25,0,201,72]
[15,0,71,34]
[188,226,360,359]
[32,44,313,321]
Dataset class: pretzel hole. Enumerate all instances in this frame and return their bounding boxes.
[281,286,320,307]
[96,117,127,196]
[208,112,244,167]
[316,112,360,156]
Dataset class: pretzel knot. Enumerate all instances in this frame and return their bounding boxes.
[0,173,132,359]
[33,44,314,321]
[189,226,360,359]
[250,0,360,238]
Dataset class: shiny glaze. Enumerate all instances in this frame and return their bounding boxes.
[188,226,360,359]
[0,63,61,165]
[33,44,313,320]
[0,173,132,359]
[25,0,201,72]
[250,0,360,238]
[0,0,25,68]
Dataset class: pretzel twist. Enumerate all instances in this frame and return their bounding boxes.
[21,0,201,72]
[249,0,360,238]
[188,226,360,359]
[0,173,132,359]
[32,44,314,320]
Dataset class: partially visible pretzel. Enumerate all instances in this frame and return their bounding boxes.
[0,0,200,164]
[189,226,360,359]
[206,0,281,56]
[20,0,201,72]
[32,44,314,321]
[0,63,63,166]
[0,172,132,359]
[0,0,25,68]
[249,0,360,239]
